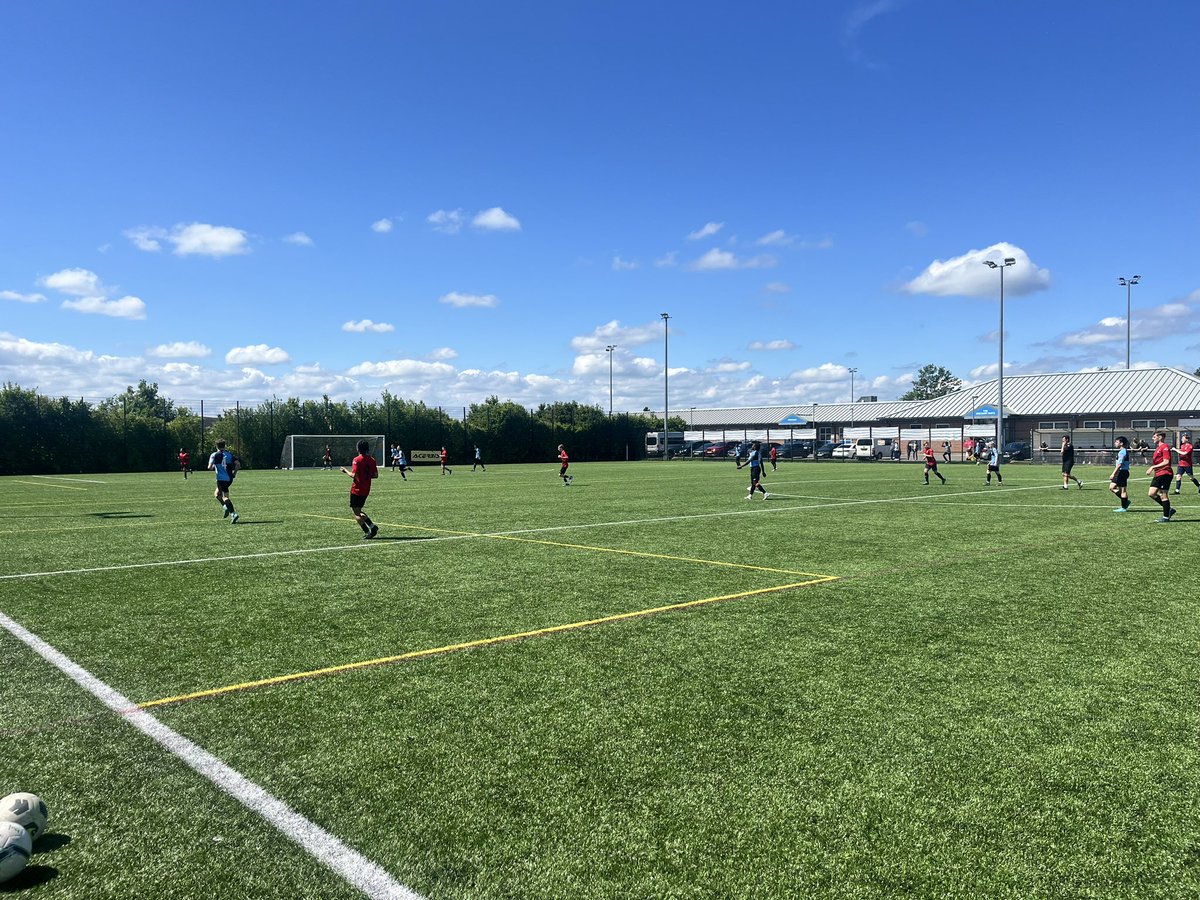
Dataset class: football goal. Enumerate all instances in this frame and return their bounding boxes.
[279,434,386,470]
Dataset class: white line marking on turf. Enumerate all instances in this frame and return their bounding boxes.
[30,475,108,484]
[2,478,1130,581]
[0,609,423,900]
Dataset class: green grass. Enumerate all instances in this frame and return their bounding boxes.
[1,460,1197,898]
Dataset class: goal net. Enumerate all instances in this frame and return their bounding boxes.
[279,435,386,470]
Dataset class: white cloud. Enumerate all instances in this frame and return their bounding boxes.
[763,281,791,294]
[61,295,147,320]
[654,251,678,268]
[689,248,777,271]
[903,242,1052,298]
[225,344,290,365]
[1055,298,1200,348]
[1,290,46,304]
[706,360,751,373]
[346,359,456,379]
[757,229,793,246]
[40,268,105,296]
[147,341,212,359]
[569,319,663,353]
[283,232,314,246]
[788,362,850,383]
[0,331,101,365]
[427,209,465,234]
[612,256,639,271]
[687,222,724,240]
[168,223,250,257]
[124,226,163,252]
[342,319,396,333]
[748,339,796,351]
[429,347,458,360]
[439,292,499,308]
[472,207,521,232]
[371,218,394,233]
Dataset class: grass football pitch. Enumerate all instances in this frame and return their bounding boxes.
[1,460,1197,899]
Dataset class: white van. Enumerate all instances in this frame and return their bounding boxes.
[840,437,895,460]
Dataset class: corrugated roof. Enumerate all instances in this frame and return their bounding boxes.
[904,367,1200,418]
[679,368,1200,425]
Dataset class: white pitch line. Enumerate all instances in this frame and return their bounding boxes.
[0,478,1138,582]
[0,609,422,900]
[29,475,108,484]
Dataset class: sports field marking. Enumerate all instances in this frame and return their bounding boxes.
[0,609,422,900]
[13,479,88,490]
[30,475,108,484]
[137,574,837,709]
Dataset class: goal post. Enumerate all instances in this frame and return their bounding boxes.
[279,435,386,470]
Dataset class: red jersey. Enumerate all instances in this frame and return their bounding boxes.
[350,454,378,496]
[769,446,777,460]
[1178,441,1194,467]
[559,449,569,465]
[1152,442,1173,476]
[178,451,189,467]
[440,449,448,464]
[922,448,936,466]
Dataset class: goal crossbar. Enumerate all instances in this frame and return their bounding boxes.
[279,434,386,470]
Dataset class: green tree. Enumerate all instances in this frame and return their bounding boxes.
[900,364,962,401]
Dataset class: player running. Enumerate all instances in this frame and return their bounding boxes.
[558,444,572,486]
[922,442,946,484]
[340,439,379,539]
[1109,436,1132,512]
[1147,430,1176,523]
[178,447,190,480]
[1173,432,1200,495]
[207,440,239,523]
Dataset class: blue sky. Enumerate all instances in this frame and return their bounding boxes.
[3,1,1198,412]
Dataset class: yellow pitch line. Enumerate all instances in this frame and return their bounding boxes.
[137,575,838,709]
[13,480,87,490]
[301,514,826,578]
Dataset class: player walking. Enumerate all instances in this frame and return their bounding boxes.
[922,442,946,484]
[440,446,452,476]
[340,439,379,539]
[1173,432,1200,494]
[207,440,239,523]
[737,440,769,499]
[322,445,333,470]
[558,444,572,486]
[769,444,778,471]
[1109,436,1132,512]
[1148,430,1176,523]
[1060,436,1084,489]
[984,441,1003,485]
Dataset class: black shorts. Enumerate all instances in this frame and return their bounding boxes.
[1062,462,1074,475]
[216,479,232,493]
[1151,474,1173,491]
[987,464,1000,473]
[560,464,569,475]
[350,494,368,511]
[1111,470,1129,487]
[1178,464,1194,477]
[924,462,937,472]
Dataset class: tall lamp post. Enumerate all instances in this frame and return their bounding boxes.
[661,313,670,461]
[605,344,617,416]
[982,257,1016,448]
[1118,275,1140,369]
[848,367,858,432]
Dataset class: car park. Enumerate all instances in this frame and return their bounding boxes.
[814,441,838,458]
[702,441,737,458]
[1003,441,1032,461]
[777,439,812,459]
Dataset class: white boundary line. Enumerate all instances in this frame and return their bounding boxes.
[0,609,422,900]
[1,478,1149,582]
[30,475,108,484]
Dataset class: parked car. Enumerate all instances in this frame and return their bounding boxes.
[687,441,714,457]
[829,440,857,459]
[1003,441,1032,461]
[814,441,838,459]
[855,437,896,460]
[702,441,737,458]
[777,439,812,459]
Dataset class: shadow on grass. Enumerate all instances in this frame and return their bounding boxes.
[229,520,286,526]
[89,512,153,519]
[1,862,60,891]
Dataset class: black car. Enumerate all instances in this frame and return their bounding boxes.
[777,439,812,459]
[814,441,837,459]
[1003,441,1032,461]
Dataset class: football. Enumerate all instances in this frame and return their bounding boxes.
[0,821,32,884]
[0,793,48,842]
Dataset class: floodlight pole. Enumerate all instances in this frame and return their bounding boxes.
[605,344,616,416]
[983,257,1017,448]
[848,367,858,431]
[661,313,670,461]
[1119,275,1140,369]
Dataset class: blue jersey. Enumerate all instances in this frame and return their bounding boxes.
[747,448,762,469]
[210,450,233,481]
[1116,447,1129,471]
[988,447,1000,466]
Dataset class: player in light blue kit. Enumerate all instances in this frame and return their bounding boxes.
[1109,435,1131,512]
[208,439,239,523]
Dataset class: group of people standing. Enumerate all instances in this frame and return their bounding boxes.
[1111,430,1198,522]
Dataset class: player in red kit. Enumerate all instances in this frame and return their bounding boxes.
[1147,430,1176,523]
[340,439,379,538]
[922,442,946,484]
[558,444,572,487]
[1173,432,1199,495]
